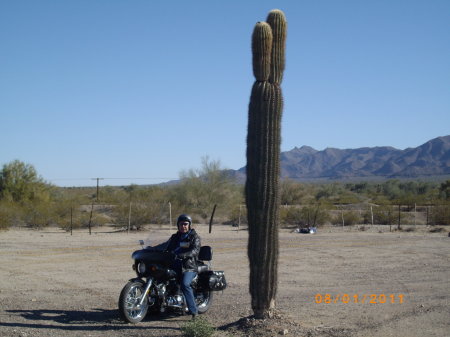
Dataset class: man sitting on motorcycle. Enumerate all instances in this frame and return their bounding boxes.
[165,214,201,319]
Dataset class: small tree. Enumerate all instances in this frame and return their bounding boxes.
[0,160,49,203]
[171,156,240,219]
[0,160,53,228]
[280,179,305,205]
[439,180,450,200]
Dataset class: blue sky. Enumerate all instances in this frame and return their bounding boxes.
[1,0,449,187]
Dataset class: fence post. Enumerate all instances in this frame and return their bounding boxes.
[209,204,217,234]
[371,206,374,226]
[414,203,416,226]
[389,207,392,232]
[128,201,132,234]
[168,202,172,228]
[430,204,434,226]
[88,201,94,235]
[238,204,242,231]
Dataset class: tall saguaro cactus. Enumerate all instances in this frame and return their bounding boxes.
[245,9,287,319]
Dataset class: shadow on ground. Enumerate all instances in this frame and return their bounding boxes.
[2,308,181,333]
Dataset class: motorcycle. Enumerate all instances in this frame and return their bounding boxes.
[118,240,227,323]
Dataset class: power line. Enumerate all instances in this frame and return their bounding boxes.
[98,177,178,180]
[48,177,177,181]
[47,177,179,187]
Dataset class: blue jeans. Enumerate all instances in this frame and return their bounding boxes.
[181,271,197,314]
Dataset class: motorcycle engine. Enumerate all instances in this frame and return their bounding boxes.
[166,294,183,307]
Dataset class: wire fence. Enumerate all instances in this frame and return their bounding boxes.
[6,200,446,234]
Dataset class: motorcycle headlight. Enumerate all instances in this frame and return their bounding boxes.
[137,262,146,274]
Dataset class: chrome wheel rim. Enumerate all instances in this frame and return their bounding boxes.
[124,285,147,320]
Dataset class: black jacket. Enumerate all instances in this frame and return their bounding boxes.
[166,229,201,272]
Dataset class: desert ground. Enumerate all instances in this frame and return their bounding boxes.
[0,224,449,337]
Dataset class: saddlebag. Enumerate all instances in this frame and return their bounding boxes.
[200,270,227,291]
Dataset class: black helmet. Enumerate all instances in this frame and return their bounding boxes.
[177,214,192,228]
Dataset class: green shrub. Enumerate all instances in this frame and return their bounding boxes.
[227,205,247,226]
[372,205,396,225]
[331,211,361,226]
[279,206,302,227]
[431,204,450,226]
[281,205,330,227]
[180,317,215,337]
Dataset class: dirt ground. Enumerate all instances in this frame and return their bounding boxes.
[0,224,449,337]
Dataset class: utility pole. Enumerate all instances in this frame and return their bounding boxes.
[91,178,104,202]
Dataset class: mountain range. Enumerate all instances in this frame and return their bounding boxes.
[233,135,450,182]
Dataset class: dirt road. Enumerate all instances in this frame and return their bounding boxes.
[0,225,449,337]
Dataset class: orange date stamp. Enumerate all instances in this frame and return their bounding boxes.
[315,293,404,304]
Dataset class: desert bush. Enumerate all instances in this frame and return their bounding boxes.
[227,205,247,226]
[431,204,450,226]
[89,213,110,226]
[0,199,58,229]
[170,157,241,218]
[361,208,372,224]
[0,160,50,203]
[111,184,172,228]
[280,180,306,205]
[113,201,164,229]
[280,206,302,227]
[180,317,215,337]
[439,180,450,199]
[280,204,330,227]
[372,205,396,225]
[21,200,54,228]
[331,210,361,226]
[0,200,21,228]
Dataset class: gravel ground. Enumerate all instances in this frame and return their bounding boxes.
[0,224,449,337]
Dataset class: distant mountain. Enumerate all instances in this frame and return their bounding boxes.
[235,135,450,181]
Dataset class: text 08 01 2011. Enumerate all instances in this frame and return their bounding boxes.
[314,293,404,304]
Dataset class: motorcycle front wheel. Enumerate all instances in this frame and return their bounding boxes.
[196,290,213,314]
[118,280,149,323]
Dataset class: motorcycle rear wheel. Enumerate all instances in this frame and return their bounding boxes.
[196,290,213,314]
[118,280,149,323]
